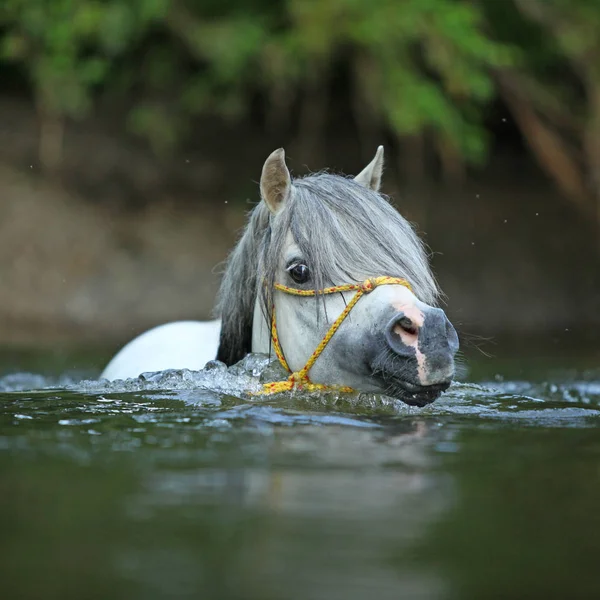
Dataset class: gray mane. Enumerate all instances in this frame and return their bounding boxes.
[216,173,439,366]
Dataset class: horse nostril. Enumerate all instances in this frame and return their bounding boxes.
[386,313,420,357]
[396,316,417,335]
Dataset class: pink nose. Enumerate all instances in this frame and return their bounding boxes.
[385,308,459,371]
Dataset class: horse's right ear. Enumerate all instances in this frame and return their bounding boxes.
[354,145,384,191]
[260,148,291,214]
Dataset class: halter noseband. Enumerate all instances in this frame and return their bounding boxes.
[254,276,413,395]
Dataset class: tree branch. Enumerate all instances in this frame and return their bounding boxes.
[498,78,593,219]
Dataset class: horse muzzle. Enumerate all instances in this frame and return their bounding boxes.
[372,306,459,405]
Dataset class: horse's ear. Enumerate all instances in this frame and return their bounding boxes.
[260,148,291,214]
[354,145,384,191]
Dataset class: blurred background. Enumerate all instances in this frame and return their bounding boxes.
[0,0,598,364]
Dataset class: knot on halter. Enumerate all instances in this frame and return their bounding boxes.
[360,279,376,293]
[253,275,413,396]
[289,371,308,385]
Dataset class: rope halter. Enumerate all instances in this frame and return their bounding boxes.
[254,276,413,395]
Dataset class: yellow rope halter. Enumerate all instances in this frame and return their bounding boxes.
[254,276,413,395]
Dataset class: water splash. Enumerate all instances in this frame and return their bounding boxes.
[422,380,600,427]
[1,354,599,428]
[73,354,276,396]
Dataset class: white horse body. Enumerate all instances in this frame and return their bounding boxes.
[100,320,221,381]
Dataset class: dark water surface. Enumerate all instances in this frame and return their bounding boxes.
[1,349,600,600]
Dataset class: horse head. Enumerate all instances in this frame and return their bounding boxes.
[217,147,459,406]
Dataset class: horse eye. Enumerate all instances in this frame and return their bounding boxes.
[288,263,310,284]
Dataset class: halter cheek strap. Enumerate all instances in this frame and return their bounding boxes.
[254,276,413,395]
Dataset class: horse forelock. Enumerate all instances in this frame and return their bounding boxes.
[216,171,440,365]
[286,173,439,304]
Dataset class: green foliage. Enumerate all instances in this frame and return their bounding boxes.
[277,0,513,162]
[0,0,595,163]
[0,0,167,120]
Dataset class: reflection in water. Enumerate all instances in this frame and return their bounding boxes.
[0,355,599,599]
[0,418,450,600]
[120,423,449,600]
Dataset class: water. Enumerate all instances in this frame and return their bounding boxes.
[1,350,600,600]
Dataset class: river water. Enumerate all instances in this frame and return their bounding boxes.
[1,349,599,600]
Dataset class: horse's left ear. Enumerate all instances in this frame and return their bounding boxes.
[354,145,384,191]
[260,148,291,214]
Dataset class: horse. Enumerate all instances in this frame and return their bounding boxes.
[101,146,459,406]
